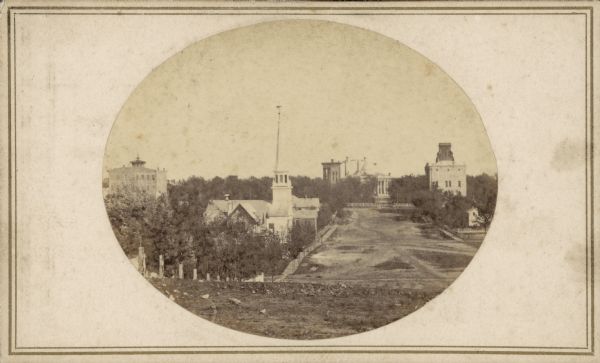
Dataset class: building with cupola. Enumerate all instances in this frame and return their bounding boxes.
[424,143,467,195]
[105,156,168,197]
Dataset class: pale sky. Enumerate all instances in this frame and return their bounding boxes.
[104,20,497,180]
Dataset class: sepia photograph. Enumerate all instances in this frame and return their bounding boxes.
[103,20,498,339]
[3,1,595,360]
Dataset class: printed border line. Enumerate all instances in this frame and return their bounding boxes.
[6,3,12,357]
[4,5,598,11]
[5,4,594,356]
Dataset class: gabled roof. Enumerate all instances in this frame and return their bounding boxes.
[208,199,271,221]
[292,196,320,209]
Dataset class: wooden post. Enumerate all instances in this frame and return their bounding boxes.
[159,255,164,278]
[206,273,210,281]
[193,268,198,280]
[178,263,184,279]
[216,275,220,281]
[142,253,147,277]
[137,246,145,275]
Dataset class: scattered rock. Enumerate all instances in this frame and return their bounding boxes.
[260,309,267,315]
[201,294,210,299]
[228,297,242,305]
[174,289,179,293]
[309,266,318,272]
[169,294,175,301]
[251,290,256,294]
[183,292,189,296]
[150,272,158,278]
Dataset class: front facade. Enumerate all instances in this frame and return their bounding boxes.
[106,156,167,197]
[424,143,467,196]
[374,174,393,205]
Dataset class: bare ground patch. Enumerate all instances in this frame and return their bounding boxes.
[336,245,359,251]
[373,257,414,270]
[412,250,473,269]
[295,261,327,274]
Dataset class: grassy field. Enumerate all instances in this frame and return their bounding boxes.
[149,278,442,339]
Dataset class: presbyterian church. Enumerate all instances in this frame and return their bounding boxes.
[204,107,320,237]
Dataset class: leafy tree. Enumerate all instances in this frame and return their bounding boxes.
[467,174,498,230]
[103,186,156,257]
[288,222,316,259]
[388,175,428,203]
[262,233,287,281]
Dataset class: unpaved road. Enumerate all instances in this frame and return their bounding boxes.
[286,208,482,292]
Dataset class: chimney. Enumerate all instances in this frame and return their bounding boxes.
[224,194,233,214]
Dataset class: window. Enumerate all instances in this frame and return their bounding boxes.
[285,175,287,183]
[449,181,452,187]
[276,175,279,183]
[458,181,461,187]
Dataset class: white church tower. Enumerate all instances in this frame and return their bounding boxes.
[267,106,294,236]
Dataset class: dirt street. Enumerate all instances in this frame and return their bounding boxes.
[286,208,480,292]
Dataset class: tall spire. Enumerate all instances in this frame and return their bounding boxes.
[275,105,282,171]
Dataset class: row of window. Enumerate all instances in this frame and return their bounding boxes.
[113,174,156,181]
[432,180,462,188]
[434,168,462,172]
[275,174,288,183]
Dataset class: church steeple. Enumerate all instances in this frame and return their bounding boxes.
[272,105,291,188]
[271,106,293,219]
[275,105,281,171]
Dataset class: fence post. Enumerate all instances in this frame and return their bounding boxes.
[206,273,211,281]
[142,253,147,277]
[178,263,184,279]
[159,255,164,278]
[193,268,198,280]
[137,246,145,275]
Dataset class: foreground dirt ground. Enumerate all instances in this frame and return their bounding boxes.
[148,278,443,339]
[147,208,484,339]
